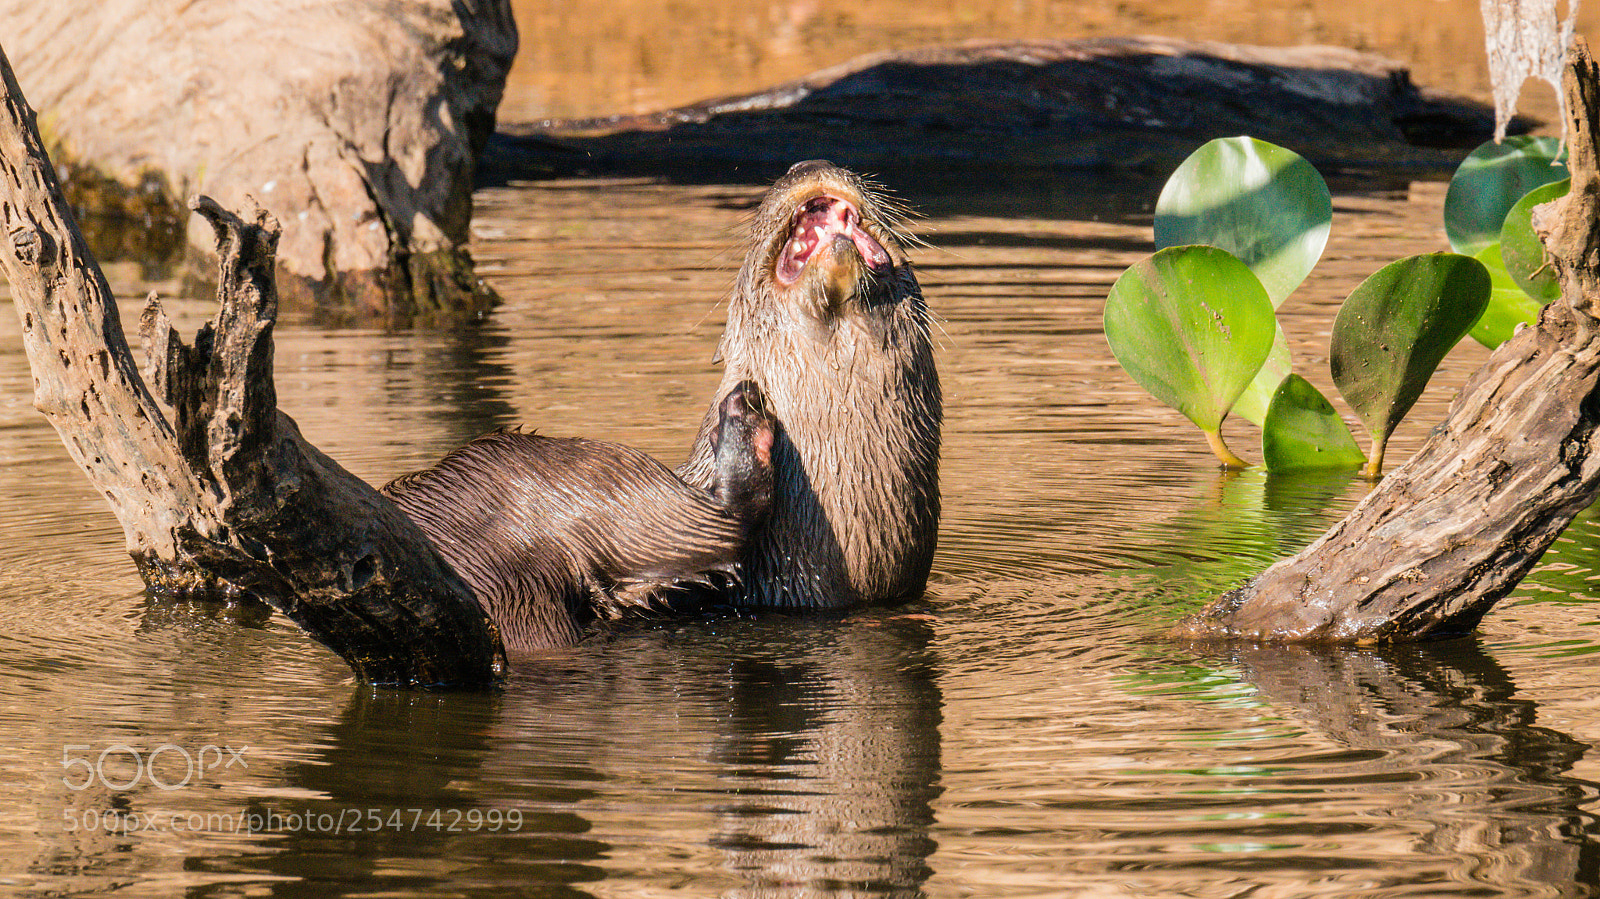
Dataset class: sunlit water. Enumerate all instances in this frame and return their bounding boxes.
[6,164,1600,898]
[8,9,1600,897]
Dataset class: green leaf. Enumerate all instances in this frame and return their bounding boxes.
[1330,253,1491,473]
[1105,245,1277,435]
[1261,374,1365,472]
[1500,177,1569,302]
[1469,243,1544,348]
[1229,322,1292,427]
[1443,135,1566,256]
[1154,136,1331,306]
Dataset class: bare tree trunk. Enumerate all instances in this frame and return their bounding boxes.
[1172,41,1600,644]
[0,0,515,324]
[0,45,505,686]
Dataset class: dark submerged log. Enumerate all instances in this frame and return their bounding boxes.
[492,37,1510,185]
[0,45,506,686]
[1172,41,1600,644]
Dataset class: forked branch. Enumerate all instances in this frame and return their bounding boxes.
[0,43,505,686]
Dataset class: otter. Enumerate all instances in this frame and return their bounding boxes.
[384,382,776,651]
[681,160,942,609]
[385,162,936,645]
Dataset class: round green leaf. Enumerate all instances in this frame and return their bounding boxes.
[1469,243,1544,348]
[1500,177,1569,302]
[1105,245,1277,433]
[1443,135,1566,256]
[1154,136,1331,306]
[1229,322,1293,427]
[1330,253,1491,450]
[1261,374,1365,473]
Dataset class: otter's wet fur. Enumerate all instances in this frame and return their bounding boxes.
[682,160,942,609]
[385,384,775,651]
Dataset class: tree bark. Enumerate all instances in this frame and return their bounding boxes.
[1172,40,1600,644]
[0,45,506,686]
[0,0,515,325]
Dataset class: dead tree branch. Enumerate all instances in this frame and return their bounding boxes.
[0,43,505,686]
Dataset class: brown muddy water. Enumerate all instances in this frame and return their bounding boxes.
[8,4,1600,899]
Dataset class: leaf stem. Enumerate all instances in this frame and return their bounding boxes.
[1204,429,1251,470]
[1364,434,1388,478]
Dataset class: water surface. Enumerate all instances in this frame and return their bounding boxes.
[7,9,1600,898]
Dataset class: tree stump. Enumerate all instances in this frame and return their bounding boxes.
[1172,41,1600,643]
[0,46,505,686]
[0,0,516,324]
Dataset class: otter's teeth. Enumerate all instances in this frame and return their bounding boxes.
[776,194,891,285]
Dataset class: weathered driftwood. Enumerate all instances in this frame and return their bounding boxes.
[0,0,515,324]
[1172,40,1600,643]
[0,47,505,686]
[495,37,1506,183]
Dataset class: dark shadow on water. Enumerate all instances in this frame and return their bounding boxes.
[376,324,522,449]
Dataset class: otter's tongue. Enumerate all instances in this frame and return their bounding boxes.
[776,196,891,285]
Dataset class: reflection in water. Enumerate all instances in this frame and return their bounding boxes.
[225,688,610,898]
[115,613,945,899]
[706,615,942,898]
[273,322,526,482]
[1226,640,1600,895]
[376,327,523,450]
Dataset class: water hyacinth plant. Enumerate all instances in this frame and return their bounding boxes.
[1443,136,1569,348]
[1151,135,1326,428]
[1105,136,1489,476]
[1330,254,1490,476]
[1104,246,1275,469]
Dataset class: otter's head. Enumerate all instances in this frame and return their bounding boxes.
[740,160,912,321]
[708,380,776,533]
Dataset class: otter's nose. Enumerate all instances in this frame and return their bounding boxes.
[786,159,836,177]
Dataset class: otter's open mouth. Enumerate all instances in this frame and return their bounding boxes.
[775,195,892,286]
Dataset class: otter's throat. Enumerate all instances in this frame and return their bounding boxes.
[775,195,891,286]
